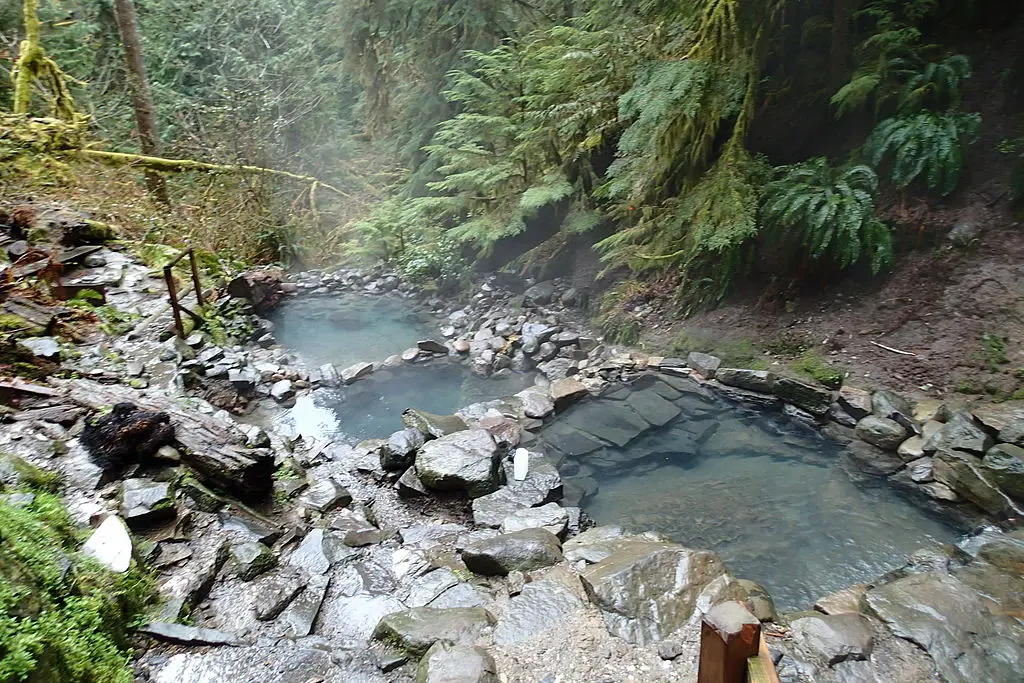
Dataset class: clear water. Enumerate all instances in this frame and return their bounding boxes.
[259,360,533,442]
[270,295,437,369]
[541,378,964,611]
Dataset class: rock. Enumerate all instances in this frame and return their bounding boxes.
[714,384,782,409]
[500,503,569,537]
[298,478,352,512]
[372,607,494,658]
[855,416,908,451]
[972,403,1024,447]
[453,339,471,354]
[872,390,913,420]
[328,507,381,546]
[580,538,741,644]
[844,440,905,476]
[866,571,1024,683]
[397,467,430,497]
[226,268,284,314]
[657,641,685,661]
[624,389,681,427]
[977,535,1024,573]
[81,515,132,573]
[18,336,61,360]
[471,457,563,527]
[228,368,259,392]
[813,584,869,616]
[418,339,449,355]
[140,622,244,647]
[790,613,874,665]
[932,450,1012,515]
[774,378,833,416]
[906,457,934,483]
[280,574,330,637]
[415,429,502,498]
[981,444,1024,501]
[550,377,588,410]
[287,529,338,576]
[923,412,993,455]
[120,479,175,527]
[687,352,721,379]
[837,386,873,420]
[524,281,556,306]
[898,436,927,462]
[252,570,306,620]
[563,400,651,447]
[736,579,776,622]
[536,341,559,362]
[416,642,499,683]
[270,379,295,402]
[715,368,775,393]
[402,408,468,438]
[515,387,554,419]
[229,539,276,581]
[493,579,584,645]
[380,428,426,471]
[461,528,563,575]
[340,361,374,384]
[403,347,422,362]
[478,416,521,449]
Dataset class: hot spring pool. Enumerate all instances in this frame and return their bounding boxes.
[259,360,533,442]
[270,294,437,369]
[538,374,964,611]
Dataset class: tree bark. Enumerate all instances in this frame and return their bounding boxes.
[828,0,861,94]
[112,0,169,204]
[12,0,40,114]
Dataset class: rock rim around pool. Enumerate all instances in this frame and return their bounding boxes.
[414,429,503,498]
[460,528,564,575]
[372,606,495,658]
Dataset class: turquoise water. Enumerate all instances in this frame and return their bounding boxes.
[541,376,964,611]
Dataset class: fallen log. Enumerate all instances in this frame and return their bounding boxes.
[53,378,275,500]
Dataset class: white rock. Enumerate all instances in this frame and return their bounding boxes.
[513,448,529,481]
[82,516,133,573]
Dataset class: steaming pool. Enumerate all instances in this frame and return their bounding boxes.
[267,295,964,611]
[539,374,964,610]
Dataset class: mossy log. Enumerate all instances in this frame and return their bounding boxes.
[79,149,354,199]
[55,378,274,499]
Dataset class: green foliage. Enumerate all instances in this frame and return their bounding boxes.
[865,111,981,195]
[979,332,1010,372]
[394,236,469,291]
[792,349,844,389]
[670,333,768,370]
[0,475,153,682]
[762,159,892,274]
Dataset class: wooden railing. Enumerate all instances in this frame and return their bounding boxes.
[697,601,781,683]
[163,247,205,338]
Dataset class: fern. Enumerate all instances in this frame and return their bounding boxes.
[865,111,981,195]
[896,54,971,113]
[762,159,892,274]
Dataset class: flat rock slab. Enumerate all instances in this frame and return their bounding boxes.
[416,642,499,683]
[280,574,330,637]
[121,479,175,527]
[493,579,584,646]
[972,403,1024,446]
[82,515,132,573]
[298,478,352,512]
[500,502,569,537]
[415,429,502,498]
[715,368,775,394]
[140,622,244,646]
[923,412,993,455]
[774,378,833,416]
[461,528,563,575]
[403,408,469,438]
[373,606,494,657]
[541,421,606,457]
[318,592,406,644]
[252,569,306,621]
[563,401,651,448]
[229,539,276,581]
[866,571,1024,683]
[151,646,348,683]
[623,389,682,427]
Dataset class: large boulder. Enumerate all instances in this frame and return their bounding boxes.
[687,352,721,379]
[981,444,1024,502]
[715,369,775,394]
[579,537,744,644]
[403,409,468,439]
[415,429,502,498]
[416,642,499,683]
[923,412,993,455]
[372,607,494,658]
[932,450,1013,515]
[872,390,913,420]
[789,613,874,666]
[523,281,556,306]
[227,268,285,314]
[855,416,908,451]
[972,403,1024,447]
[515,387,555,420]
[460,528,563,575]
[380,428,426,471]
[866,571,1024,683]
[774,378,833,416]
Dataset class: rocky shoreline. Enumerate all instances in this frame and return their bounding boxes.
[1,253,1022,682]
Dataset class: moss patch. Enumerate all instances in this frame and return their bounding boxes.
[791,350,845,389]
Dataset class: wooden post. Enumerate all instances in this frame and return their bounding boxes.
[697,601,762,683]
[187,249,204,307]
[164,262,184,338]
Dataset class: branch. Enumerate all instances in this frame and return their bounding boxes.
[78,149,355,199]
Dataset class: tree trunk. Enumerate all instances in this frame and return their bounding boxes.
[828,0,860,93]
[12,0,40,114]
[112,0,169,204]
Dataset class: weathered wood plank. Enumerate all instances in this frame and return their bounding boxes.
[698,601,762,683]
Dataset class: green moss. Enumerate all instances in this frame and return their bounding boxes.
[0,491,154,683]
[4,454,63,493]
[0,314,44,337]
[979,332,1010,373]
[792,350,844,389]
